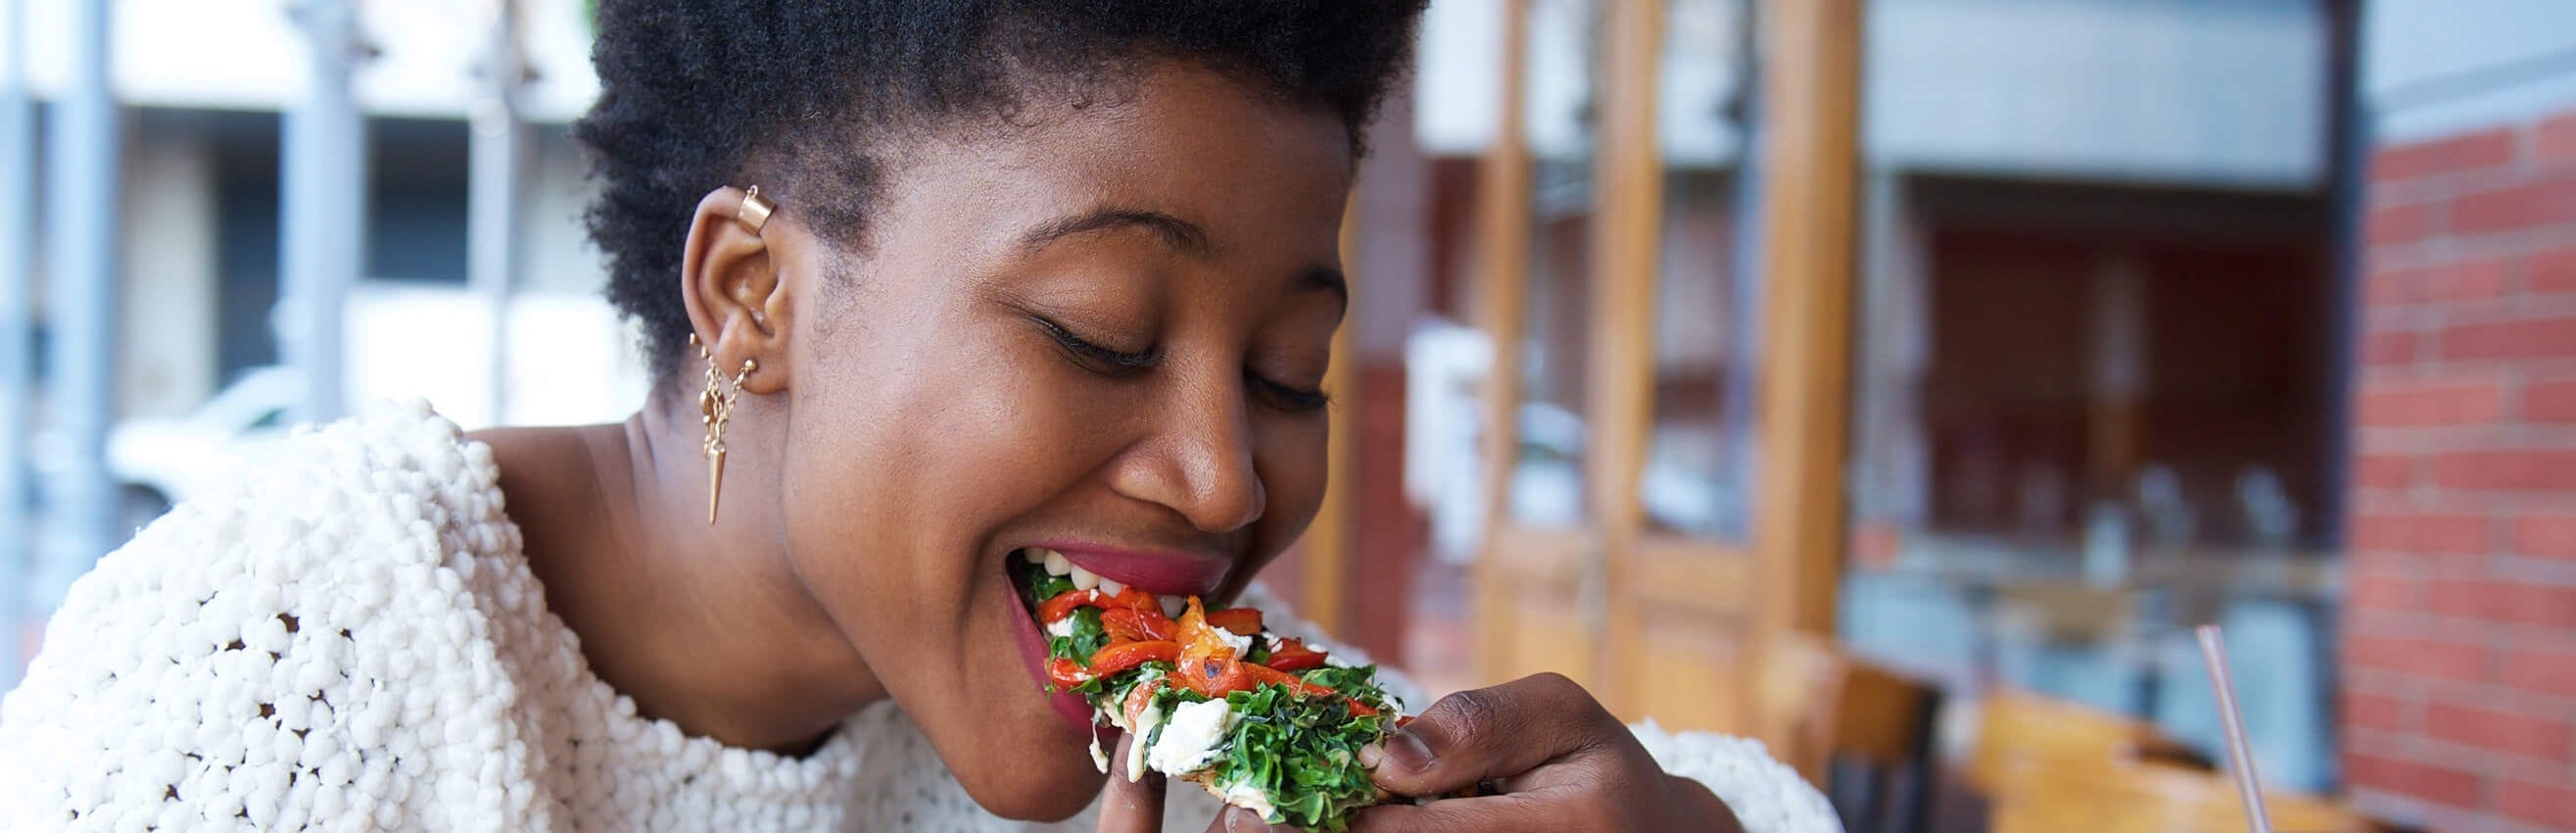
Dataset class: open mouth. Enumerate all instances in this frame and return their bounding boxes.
[1002,547,1203,738]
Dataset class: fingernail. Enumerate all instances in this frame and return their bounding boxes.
[1377,730,1436,773]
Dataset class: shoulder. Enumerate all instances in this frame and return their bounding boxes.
[55,400,507,621]
[0,400,526,827]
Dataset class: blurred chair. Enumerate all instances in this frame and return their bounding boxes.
[1760,632,1945,833]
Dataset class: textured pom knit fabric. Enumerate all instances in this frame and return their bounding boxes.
[0,401,1837,832]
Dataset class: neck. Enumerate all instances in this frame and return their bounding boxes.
[513,386,884,755]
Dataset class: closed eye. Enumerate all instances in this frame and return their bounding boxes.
[1254,373,1331,412]
[1033,316,1157,372]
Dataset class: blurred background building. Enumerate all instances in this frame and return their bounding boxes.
[3,1,2574,831]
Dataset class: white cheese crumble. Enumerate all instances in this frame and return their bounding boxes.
[1215,628,1254,656]
[1146,698,1234,776]
[1220,779,1277,819]
[1045,616,1079,640]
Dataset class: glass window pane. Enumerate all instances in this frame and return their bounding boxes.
[1641,0,1756,543]
[1504,0,1603,529]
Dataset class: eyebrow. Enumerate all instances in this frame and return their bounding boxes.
[1020,206,1350,314]
[1021,208,1213,258]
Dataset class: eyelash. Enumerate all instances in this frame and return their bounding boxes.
[1258,376,1332,413]
[1035,317,1330,413]
[1037,317,1157,371]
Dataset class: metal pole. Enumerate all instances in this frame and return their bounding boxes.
[0,0,37,686]
[279,0,366,424]
[35,0,120,611]
[467,0,527,426]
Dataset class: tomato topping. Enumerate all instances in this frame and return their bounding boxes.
[1036,586,1161,623]
[1203,607,1264,637]
[1087,640,1180,676]
[1100,607,1178,643]
[1263,638,1329,673]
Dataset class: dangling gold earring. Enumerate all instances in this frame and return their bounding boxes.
[692,332,757,523]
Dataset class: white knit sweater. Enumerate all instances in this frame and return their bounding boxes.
[0,402,1838,832]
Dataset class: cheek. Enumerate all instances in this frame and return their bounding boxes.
[1252,416,1333,550]
[781,340,1101,601]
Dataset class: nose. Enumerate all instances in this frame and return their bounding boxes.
[1106,373,1267,534]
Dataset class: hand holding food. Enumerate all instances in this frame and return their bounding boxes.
[1338,673,1747,833]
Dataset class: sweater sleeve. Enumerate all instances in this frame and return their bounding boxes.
[0,493,322,831]
[1225,582,1844,833]
[0,406,539,832]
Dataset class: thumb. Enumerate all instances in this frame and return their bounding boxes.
[1097,731,1168,833]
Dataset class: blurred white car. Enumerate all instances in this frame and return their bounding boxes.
[106,366,304,508]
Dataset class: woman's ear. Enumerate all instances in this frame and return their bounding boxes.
[679,186,795,395]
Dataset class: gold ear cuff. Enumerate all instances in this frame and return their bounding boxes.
[737,185,775,234]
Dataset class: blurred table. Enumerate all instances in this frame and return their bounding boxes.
[1841,531,2343,793]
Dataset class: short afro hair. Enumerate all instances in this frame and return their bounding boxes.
[575,0,1428,381]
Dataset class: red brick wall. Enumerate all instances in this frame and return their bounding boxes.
[2346,104,2576,833]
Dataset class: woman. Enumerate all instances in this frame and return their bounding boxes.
[0,2,1837,831]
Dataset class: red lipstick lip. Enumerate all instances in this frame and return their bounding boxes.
[1031,541,1233,598]
[1005,585,1100,733]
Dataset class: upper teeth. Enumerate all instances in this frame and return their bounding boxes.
[1020,549,1197,613]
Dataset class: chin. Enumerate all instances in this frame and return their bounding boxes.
[949,747,1111,821]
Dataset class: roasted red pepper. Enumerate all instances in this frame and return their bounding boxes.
[1203,607,1264,637]
[1088,640,1180,676]
[1046,657,1092,690]
[1169,654,1379,716]
[1238,661,1337,698]
[1173,655,1253,698]
[1123,677,1167,727]
[1036,586,1161,623]
[1100,607,1178,643]
[1156,597,1377,715]
[1263,638,1329,673]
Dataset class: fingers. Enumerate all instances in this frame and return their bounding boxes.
[1360,673,1617,799]
[1097,732,1167,833]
